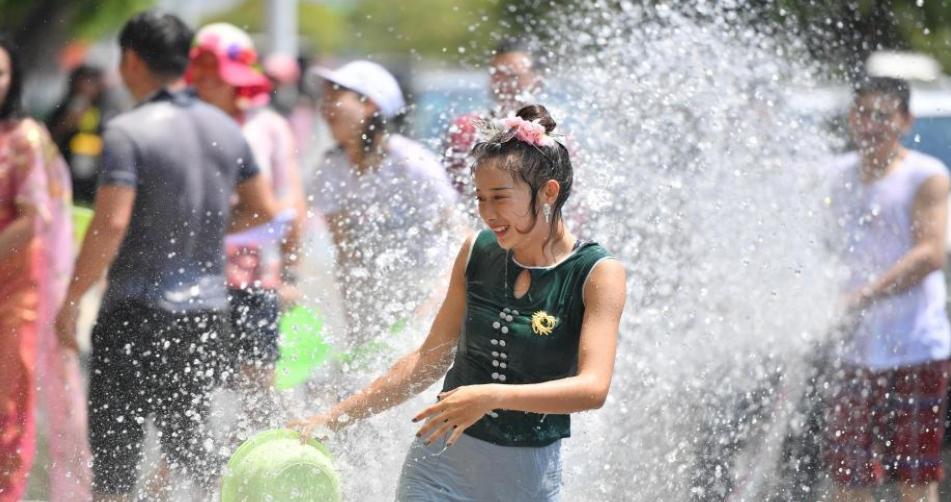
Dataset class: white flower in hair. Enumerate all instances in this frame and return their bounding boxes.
[499,116,556,147]
[472,117,514,144]
[473,115,556,147]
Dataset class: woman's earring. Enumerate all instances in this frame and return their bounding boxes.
[543,203,552,224]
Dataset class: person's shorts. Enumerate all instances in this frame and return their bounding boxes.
[88,301,229,494]
[225,287,281,370]
[824,360,950,487]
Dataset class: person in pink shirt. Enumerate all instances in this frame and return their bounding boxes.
[0,36,90,501]
[186,23,307,432]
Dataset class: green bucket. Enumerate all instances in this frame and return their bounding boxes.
[71,205,93,244]
[221,428,341,502]
[275,306,332,390]
[275,306,409,390]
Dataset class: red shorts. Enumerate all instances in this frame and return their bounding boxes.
[824,360,950,487]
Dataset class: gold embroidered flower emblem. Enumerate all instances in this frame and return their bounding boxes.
[530,311,558,336]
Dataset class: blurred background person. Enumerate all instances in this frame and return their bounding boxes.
[265,53,335,187]
[0,35,89,502]
[443,39,542,195]
[825,77,951,502]
[263,52,301,117]
[309,60,459,364]
[45,64,119,206]
[54,11,277,499]
[186,22,307,435]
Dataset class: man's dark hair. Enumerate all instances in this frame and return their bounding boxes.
[68,65,103,90]
[853,76,911,115]
[118,10,193,78]
[0,34,22,120]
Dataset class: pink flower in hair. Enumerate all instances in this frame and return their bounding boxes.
[499,116,555,147]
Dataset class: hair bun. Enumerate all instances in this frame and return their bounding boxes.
[515,104,556,134]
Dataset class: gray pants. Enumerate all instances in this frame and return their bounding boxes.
[396,434,562,501]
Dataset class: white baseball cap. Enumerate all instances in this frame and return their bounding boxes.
[312,60,406,118]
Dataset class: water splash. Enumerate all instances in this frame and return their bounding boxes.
[295,2,844,500]
[539,3,842,500]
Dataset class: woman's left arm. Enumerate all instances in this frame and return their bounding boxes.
[493,258,626,412]
[415,258,627,445]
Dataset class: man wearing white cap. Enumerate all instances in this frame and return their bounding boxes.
[309,60,459,356]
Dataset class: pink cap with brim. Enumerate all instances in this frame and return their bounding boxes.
[186,23,271,99]
[311,60,405,118]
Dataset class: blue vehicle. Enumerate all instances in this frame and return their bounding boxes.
[407,69,489,146]
[903,90,951,169]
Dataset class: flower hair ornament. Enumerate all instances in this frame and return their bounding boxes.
[474,115,559,148]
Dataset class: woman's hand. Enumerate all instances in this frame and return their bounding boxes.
[842,287,874,314]
[277,282,302,310]
[413,384,501,447]
[55,299,81,352]
[288,413,340,442]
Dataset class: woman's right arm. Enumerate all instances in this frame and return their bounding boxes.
[295,233,474,433]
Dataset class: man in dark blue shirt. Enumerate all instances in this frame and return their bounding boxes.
[55,10,276,498]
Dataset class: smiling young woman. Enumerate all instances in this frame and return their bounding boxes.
[292,104,627,501]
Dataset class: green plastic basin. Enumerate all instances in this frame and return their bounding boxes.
[221,428,341,502]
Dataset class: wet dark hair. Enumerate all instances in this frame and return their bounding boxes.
[853,76,910,115]
[67,65,104,94]
[0,35,23,121]
[361,107,387,151]
[471,104,573,242]
[327,82,389,160]
[495,38,532,57]
[118,10,193,78]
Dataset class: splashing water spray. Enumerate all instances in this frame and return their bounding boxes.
[210,2,847,501]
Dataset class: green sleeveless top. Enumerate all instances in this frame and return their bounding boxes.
[442,230,612,447]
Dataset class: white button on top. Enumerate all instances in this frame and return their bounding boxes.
[512,310,519,315]
[499,375,507,382]
[499,340,506,347]
[500,353,508,359]
[492,360,499,367]
[490,339,498,345]
[504,308,511,313]
[501,326,509,334]
[493,321,501,330]
[488,411,499,418]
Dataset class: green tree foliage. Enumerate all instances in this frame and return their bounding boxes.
[747,0,951,75]
[202,0,348,56]
[495,0,951,77]
[205,0,517,61]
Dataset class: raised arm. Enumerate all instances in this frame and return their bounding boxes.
[414,258,627,446]
[848,174,949,309]
[292,234,474,435]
